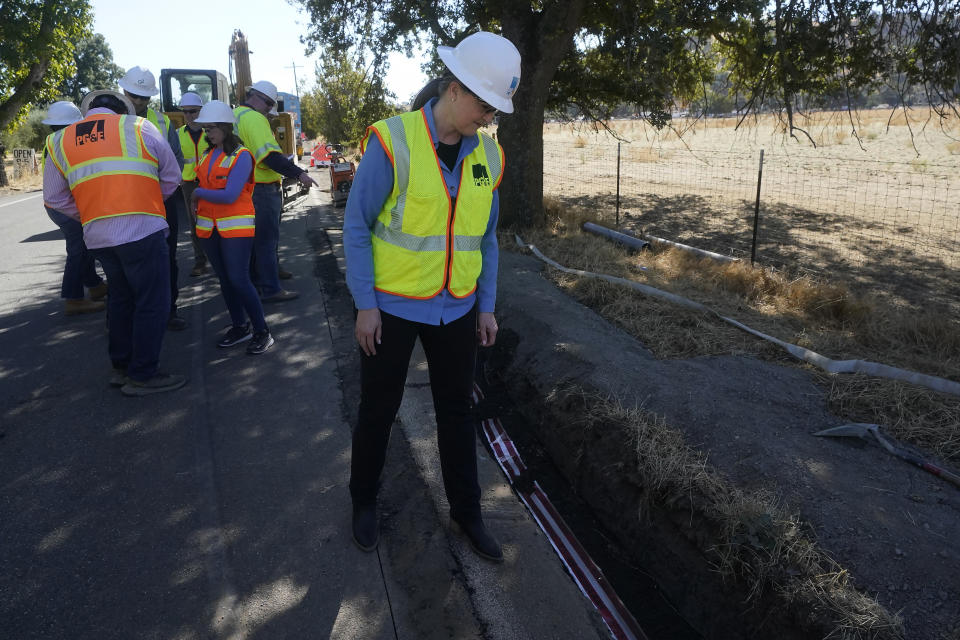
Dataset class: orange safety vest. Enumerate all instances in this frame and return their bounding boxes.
[45,113,165,226]
[195,146,256,238]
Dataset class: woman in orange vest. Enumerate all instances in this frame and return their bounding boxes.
[190,100,274,355]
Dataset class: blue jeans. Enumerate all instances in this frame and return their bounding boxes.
[91,231,171,382]
[45,207,102,299]
[199,231,267,332]
[165,189,184,311]
[251,182,282,297]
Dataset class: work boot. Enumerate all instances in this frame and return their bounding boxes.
[65,298,106,315]
[121,373,187,397]
[352,505,379,552]
[451,515,503,563]
[88,282,108,301]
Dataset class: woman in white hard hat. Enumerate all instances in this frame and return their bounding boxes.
[190,100,274,355]
[41,101,107,315]
[343,31,521,561]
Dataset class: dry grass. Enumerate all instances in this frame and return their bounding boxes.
[0,159,42,194]
[575,388,904,639]
[512,197,960,460]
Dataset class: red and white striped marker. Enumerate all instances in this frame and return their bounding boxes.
[478,415,647,640]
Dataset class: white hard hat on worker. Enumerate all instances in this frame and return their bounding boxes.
[438,31,521,114]
[42,101,83,126]
[246,80,279,116]
[119,66,160,97]
[194,100,236,124]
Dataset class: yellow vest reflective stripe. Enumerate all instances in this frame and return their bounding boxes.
[146,108,170,139]
[362,109,502,299]
[178,125,209,181]
[233,106,282,183]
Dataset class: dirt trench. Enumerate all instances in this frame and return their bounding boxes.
[487,250,960,640]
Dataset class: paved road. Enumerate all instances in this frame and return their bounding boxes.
[0,188,611,640]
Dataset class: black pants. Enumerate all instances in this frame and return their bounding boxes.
[164,187,183,312]
[349,307,481,522]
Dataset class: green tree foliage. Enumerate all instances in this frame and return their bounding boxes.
[0,106,48,152]
[300,52,400,148]
[294,0,960,228]
[0,0,92,131]
[57,33,124,104]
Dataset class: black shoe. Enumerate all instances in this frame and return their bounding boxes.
[278,268,293,280]
[120,373,187,397]
[246,330,274,355]
[167,313,188,331]
[217,323,252,348]
[261,289,299,303]
[352,506,379,551]
[452,516,503,562]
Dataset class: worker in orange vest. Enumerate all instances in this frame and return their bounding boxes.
[43,90,186,396]
[190,100,274,355]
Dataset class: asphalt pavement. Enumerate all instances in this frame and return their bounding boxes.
[0,186,611,640]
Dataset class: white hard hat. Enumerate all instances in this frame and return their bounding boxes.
[438,31,521,114]
[42,101,83,125]
[246,80,279,115]
[180,92,203,108]
[119,65,160,97]
[79,90,136,116]
[194,100,236,124]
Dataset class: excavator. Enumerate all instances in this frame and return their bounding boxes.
[157,30,306,207]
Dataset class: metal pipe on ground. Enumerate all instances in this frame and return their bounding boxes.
[642,234,740,263]
[582,222,650,252]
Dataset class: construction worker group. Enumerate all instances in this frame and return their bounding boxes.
[42,66,317,396]
[42,31,522,562]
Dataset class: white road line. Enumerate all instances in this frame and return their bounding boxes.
[0,193,42,208]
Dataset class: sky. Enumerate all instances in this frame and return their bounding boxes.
[90,0,428,103]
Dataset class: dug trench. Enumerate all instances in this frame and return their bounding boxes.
[483,250,959,640]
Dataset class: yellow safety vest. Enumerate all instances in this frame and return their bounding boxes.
[146,108,171,140]
[233,106,282,183]
[361,109,503,299]
[178,125,209,181]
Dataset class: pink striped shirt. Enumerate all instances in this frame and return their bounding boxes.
[42,108,182,249]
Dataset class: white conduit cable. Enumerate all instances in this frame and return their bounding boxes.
[515,235,960,398]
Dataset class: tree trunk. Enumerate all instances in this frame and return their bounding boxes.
[497,1,587,229]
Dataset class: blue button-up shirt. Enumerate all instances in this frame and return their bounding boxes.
[343,98,500,326]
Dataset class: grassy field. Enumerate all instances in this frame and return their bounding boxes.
[541,108,960,312]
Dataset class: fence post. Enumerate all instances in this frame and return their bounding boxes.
[615,142,621,227]
[750,149,764,265]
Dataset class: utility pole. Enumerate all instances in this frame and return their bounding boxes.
[285,61,302,100]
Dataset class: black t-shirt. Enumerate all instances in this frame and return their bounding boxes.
[436,139,461,172]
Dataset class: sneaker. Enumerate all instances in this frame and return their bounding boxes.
[108,368,128,387]
[121,373,187,397]
[167,312,188,331]
[261,289,299,303]
[88,282,108,301]
[65,298,106,315]
[246,330,274,355]
[217,323,252,348]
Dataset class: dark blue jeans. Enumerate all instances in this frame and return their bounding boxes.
[251,182,282,297]
[45,207,102,299]
[91,231,171,382]
[199,231,267,332]
[350,307,481,523]
[165,189,183,312]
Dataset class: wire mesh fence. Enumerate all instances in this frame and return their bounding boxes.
[543,139,960,310]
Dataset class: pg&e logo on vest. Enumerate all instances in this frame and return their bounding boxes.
[75,120,106,146]
[472,163,490,187]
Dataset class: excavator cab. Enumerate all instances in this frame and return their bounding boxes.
[159,69,230,128]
